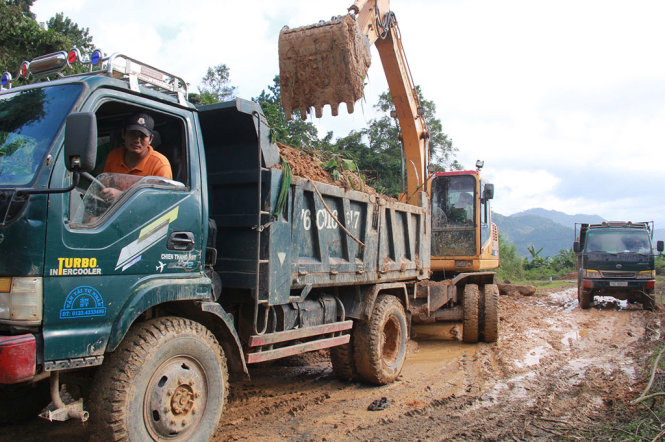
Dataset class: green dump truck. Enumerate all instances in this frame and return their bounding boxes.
[574,221,663,309]
[0,49,497,440]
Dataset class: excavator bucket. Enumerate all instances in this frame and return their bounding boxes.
[279,14,371,120]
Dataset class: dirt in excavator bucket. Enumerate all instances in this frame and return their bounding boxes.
[279,14,371,120]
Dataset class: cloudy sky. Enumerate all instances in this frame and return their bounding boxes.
[31,0,665,226]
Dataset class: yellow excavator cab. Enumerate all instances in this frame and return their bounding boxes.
[429,170,499,273]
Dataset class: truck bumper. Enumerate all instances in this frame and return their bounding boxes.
[0,334,36,384]
[582,279,654,291]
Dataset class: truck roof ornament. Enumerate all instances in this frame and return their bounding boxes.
[0,49,188,105]
[105,54,188,105]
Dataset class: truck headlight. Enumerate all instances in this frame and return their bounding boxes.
[637,270,656,279]
[0,277,43,324]
[583,269,600,278]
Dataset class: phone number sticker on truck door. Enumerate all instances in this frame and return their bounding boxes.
[59,286,107,319]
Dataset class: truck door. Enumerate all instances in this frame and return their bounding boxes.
[42,92,205,364]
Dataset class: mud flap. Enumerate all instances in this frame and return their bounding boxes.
[279,14,371,120]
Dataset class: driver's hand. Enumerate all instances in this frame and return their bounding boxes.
[100,187,123,202]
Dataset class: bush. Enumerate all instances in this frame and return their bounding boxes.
[496,236,524,282]
[656,256,665,275]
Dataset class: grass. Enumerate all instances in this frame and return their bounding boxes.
[584,346,665,440]
[500,279,575,289]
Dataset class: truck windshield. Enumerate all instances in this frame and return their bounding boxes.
[585,230,652,254]
[0,84,83,186]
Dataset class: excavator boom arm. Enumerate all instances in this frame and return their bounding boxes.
[278,1,429,204]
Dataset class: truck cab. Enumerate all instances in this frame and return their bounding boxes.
[574,221,664,309]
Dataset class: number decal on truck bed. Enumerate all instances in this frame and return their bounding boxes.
[301,209,360,231]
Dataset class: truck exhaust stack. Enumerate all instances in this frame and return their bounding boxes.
[279,14,371,120]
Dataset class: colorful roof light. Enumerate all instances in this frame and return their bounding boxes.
[1,72,11,89]
[90,49,103,66]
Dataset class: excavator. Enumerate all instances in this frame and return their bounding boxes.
[278,0,499,281]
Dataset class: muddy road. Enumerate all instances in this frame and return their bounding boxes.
[4,284,662,440]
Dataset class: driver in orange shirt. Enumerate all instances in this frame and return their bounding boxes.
[101,113,172,200]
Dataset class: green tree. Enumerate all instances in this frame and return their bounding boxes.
[4,0,34,18]
[360,101,404,195]
[360,87,460,196]
[656,255,665,275]
[46,13,94,54]
[496,235,525,282]
[253,75,323,149]
[550,248,575,273]
[189,64,236,105]
[0,3,95,80]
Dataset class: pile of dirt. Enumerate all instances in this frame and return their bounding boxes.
[497,283,537,296]
[277,142,388,199]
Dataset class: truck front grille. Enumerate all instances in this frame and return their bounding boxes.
[600,271,636,278]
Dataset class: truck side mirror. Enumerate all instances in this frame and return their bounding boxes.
[658,240,664,253]
[483,183,494,200]
[573,241,581,253]
[64,112,98,172]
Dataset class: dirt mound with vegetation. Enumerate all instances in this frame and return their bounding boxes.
[277,142,388,199]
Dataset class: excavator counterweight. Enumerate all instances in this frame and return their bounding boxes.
[279,14,371,120]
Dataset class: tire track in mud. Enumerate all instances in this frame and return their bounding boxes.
[347,286,662,441]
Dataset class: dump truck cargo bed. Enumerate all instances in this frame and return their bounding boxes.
[200,99,429,306]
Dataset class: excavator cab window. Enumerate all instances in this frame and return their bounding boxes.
[431,174,477,257]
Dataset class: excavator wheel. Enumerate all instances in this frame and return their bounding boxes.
[481,284,499,343]
[463,284,480,343]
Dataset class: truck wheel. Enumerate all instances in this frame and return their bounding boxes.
[330,338,358,381]
[353,295,408,385]
[463,284,480,343]
[0,380,50,424]
[481,284,499,343]
[642,291,656,311]
[578,286,592,309]
[89,317,227,441]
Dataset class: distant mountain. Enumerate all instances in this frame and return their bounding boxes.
[493,212,574,258]
[494,209,664,257]
[511,208,605,228]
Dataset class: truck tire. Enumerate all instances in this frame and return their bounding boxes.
[578,286,592,309]
[353,295,408,385]
[463,284,480,343]
[89,317,227,441]
[330,338,358,381]
[481,284,499,343]
[642,290,656,311]
[0,380,50,424]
